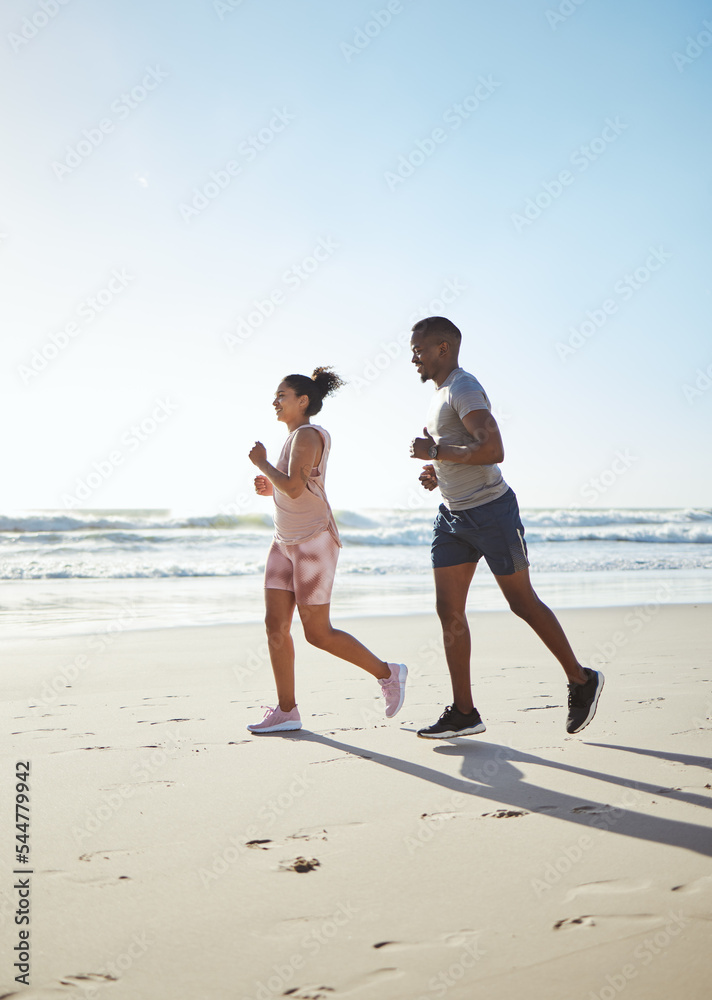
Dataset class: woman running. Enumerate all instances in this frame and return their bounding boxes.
[247,366,407,733]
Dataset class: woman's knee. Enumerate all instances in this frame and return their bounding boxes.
[303,624,332,648]
[265,613,290,640]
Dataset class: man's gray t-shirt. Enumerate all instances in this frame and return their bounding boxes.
[426,367,509,510]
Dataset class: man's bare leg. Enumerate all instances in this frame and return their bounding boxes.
[433,562,478,713]
[494,567,588,684]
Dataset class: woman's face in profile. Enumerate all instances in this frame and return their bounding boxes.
[273,381,307,424]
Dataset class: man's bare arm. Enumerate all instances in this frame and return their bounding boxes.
[436,409,504,465]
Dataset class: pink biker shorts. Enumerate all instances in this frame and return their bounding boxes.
[264,531,340,606]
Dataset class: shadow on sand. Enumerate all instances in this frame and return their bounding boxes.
[269,730,712,858]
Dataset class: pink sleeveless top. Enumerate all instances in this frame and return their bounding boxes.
[272,425,342,547]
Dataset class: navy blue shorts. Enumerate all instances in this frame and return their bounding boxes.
[431,488,530,576]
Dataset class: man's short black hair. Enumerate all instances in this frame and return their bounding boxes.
[411,316,462,349]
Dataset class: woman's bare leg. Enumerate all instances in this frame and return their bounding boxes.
[297,603,390,679]
[264,588,298,710]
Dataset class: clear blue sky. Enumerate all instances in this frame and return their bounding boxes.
[1,0,710,513]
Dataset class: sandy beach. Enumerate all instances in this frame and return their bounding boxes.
[2,602,711,999]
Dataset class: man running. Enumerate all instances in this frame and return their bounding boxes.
[409,316,603,739]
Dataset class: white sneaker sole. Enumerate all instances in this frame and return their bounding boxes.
[417,722,486,739]
[247,720,302,734]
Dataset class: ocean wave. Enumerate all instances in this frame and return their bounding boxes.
[1,508,711,547]
[0,564,265,581]
[0,511,275,534]
[524,525,712,545]
[521,507,712,527]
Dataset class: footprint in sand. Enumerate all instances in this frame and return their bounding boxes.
[148,718,196,724]
[672,874,712,894]
[281,988,334,999]
[11,728,69,735]
[566,878,652,900]
[0,973,117,999]
[553,916,597,929]
[373,930,481,951]
[45,869,131,887]
[79,850,140,862]
[279,857,321,873]
[246,830,328,851]
[329,967,404,994]
[554,913,664,930]
[285,967,403,998]
[481,809,529,819]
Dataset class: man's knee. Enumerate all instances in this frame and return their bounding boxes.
[436,596,465,620]
[505,591,541,620]
[436,604,469,643]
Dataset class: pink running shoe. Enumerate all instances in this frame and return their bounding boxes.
[379,663,408,718]
[247,705,302,734]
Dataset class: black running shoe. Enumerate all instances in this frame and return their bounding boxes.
[417,704,486,739]
[566,668,604,734]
